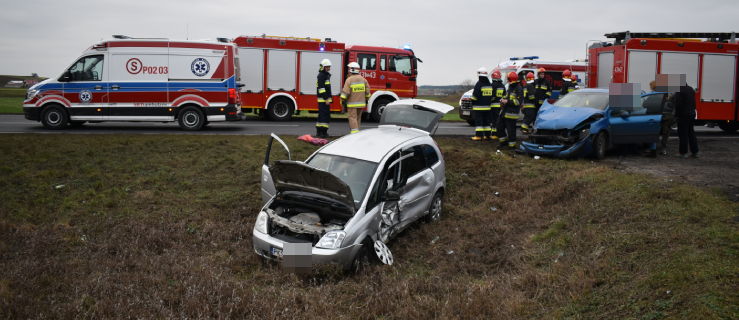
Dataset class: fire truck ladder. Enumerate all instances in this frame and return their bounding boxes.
[605,31,737,45]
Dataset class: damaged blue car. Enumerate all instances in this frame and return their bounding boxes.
[519,88,668,159]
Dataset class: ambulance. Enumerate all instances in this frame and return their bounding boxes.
[458,57,587,125]
[23,35,244,130]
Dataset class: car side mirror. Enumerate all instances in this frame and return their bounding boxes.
[620,111,630,118]
[61,71,71,82]
[384,190,400,201]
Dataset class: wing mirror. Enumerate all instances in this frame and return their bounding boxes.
[60,71,71,82]
[384,190,400,201]
[620,111,630,118]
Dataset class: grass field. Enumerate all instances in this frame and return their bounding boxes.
[0,97,24,114]
[0,134,737,318]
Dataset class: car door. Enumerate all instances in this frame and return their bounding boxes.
[61,54,108,120]
[261,133,291,204]
[398,145,434,223]
[608,92,666,144]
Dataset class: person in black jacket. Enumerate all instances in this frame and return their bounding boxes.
[496,72,523,149]
[534,68,552,121]
[490,70,506,139]
[470,68,494,140]
[316,59,333,138]
[521,72,537,134]
[559,69,576,100]
[674,83,699,158]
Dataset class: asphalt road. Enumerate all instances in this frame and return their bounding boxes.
[0,114,735,138]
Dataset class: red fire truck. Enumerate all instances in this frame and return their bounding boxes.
[232,35,420,122]
[587,31,739,132]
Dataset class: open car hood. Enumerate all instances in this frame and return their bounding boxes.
[534,104,605,130]
[380,99,454,133]
[269,160,355,208]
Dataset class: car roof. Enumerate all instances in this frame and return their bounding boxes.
[317,127,427,163]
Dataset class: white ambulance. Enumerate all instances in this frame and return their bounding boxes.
[23,35,244,130]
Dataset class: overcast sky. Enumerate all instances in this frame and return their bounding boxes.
[1,0,737,86]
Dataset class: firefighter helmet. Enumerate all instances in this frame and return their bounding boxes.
[491,70,502,79]
[348,62,360,74]
[571,75,578,83]
[563,69,572,80]
[477,67,489,77]
[538,68,546,73]
[526,72,535,81]
[507,71,518,83]
[320,59,332,71]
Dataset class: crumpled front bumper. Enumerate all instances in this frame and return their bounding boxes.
[252,229,362,269]
[519,135,593,159]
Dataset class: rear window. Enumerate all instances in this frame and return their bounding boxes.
[381,104,439,131]
[553,92,609,110]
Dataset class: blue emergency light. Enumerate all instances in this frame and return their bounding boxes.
[510,56,539,61]
[404,45,411,50]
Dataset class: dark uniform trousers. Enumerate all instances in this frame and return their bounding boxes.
[490,81,506,136]
[497,83,523,147]
[316,71,332,131]
[521,82,537,131]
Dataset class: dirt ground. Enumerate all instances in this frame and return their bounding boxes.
[600,137,739,202]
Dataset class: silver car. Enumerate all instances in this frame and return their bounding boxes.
[253,99,453,270]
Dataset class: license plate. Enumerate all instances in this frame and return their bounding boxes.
[462,111,470,115]
[270,246,283,258]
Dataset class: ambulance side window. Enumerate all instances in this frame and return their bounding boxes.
[67,55,104,82]
[358,53,376,70]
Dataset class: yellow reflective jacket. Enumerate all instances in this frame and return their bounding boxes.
[340,74,371,108]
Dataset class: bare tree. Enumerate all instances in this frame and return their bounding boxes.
[458,79,475,93]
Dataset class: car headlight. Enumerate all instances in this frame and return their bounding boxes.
[26,89,40,100]
[578,127,591,141]
[316,230,346,249]
[254,211,268,234]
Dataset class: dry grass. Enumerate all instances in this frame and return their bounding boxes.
[0,134,737,318]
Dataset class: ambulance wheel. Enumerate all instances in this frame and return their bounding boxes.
[267,97,293,121]
[466,119,475,126]
[178,106,205,131]
[41,105,68,130]
[371,99,391,122]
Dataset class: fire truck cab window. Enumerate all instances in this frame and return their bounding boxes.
[67,55,104,82]
[358,53,376,70]
[380,55,387,71]
[390,55,413,76]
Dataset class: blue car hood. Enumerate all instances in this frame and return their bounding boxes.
[535,104,604,130]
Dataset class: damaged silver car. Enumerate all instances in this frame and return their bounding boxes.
[253,99,453,271]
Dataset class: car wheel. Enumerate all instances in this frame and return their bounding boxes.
[718,121,739,133]
[351,240,373,273]
[466,119,475,126]
[41,105,68,130]
[591,131,607,160]
[267,97,294,121]
[425,192,443,223]
[178,106,205,131]
[69,121,86,127]
[371,98,391,122]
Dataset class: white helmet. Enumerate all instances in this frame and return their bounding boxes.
[320,59,332,71]
[348,62,360,74]
[477,67,488,77]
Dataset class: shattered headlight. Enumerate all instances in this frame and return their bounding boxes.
[254,211,268,234]
[316,230,346,249]
[578,127,591,141]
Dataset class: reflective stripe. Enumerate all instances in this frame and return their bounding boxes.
[490,104,501,108]
[365,93,371,98]
[499,137,507,142]
[472,106,490,111]
[340,93,347,99]
[316,123,329,128]
[538,100,546,104]
[319,88,326,93]
[328,98,332,103]
[475,127,485,131]
[350,129,359,134]
[470,96,478,101]
[347,102,366,107]
[508,142,516,147]
[350,83,366,92]
[523,104,536,108]
[325,81,330,85]
[521,124,530,129]
[318,99,326,102]
[504,113,519,119]
[483,126,491,130]
[491,128,497,132]
[496,89,505,97]
[481,86,493,96]
[546,92,552,96]
[511,99,519,106]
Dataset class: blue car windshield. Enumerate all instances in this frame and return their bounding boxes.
[553,92,609,111]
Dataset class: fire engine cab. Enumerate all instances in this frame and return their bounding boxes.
[587,31,739,132]
[23,36,244,130]
[459,57,586,125]
[233,35,420,122]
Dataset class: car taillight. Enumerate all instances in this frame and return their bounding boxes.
[434,141,443,158]
[228,88,236,104]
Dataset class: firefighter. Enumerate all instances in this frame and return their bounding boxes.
[559,69,576,99]
[340,62,371,134]
[316,59,333,138]
[490,70,506,139]
[496,71,523,149]
[534,68,552,118]
[521,72,537,134]
[572,75,580,89]
[470,67,494,140]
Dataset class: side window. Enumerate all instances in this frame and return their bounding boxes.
[637,93,666,116]
[389,55,413,75]
[380,55,386,71]
[423,144,439,167]
[367,152,399,211]
[358,53,376,70]
[67,55,104,82]
[401,146,426,179]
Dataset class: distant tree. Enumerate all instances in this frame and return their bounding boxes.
[458,79,475,93]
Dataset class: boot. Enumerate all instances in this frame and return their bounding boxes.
[644,149,657,158]
[316,127,322,138]
[322,127,331,138]
[491,135,499,140]
[471,136,483,141]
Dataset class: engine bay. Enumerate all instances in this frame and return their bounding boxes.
[264,191,352,245]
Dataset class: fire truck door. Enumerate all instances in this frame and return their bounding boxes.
[387,54,414,95]
[597,52,614,88]
[62,54,108,120]
[356,53,379,90]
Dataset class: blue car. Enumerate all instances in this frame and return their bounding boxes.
[519,88,668,159]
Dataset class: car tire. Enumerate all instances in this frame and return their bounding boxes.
[69,121,86,127]
[41,105,68,130]
[591,131,607,160]
[718,121,739,133]
[466,119,475,126]
[351,239,373,273]
[178,106,205,131]
[425,191,443,223]
[267,97,294,121]
[371,98,391,122]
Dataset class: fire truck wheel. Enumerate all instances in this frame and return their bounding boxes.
[371,98,392,122]
[41,105,69,130]
[267,98,294,121]
[178,106,205,131]
[718,121,739,133]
